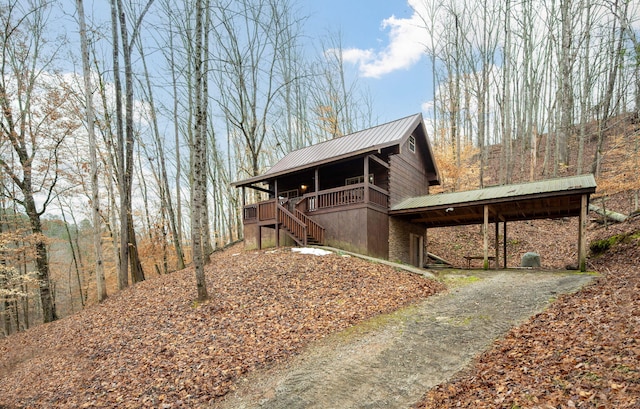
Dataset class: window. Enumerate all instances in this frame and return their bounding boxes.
[345,174,374,185]
[408,135,416,153]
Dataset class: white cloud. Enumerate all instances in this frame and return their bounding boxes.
[340,48,376,65]
[345,1,427,78]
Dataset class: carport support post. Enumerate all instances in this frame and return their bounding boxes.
[578,194,588,272]
[503,222,508,269]
[495,221,499,269]
[483,205,489,270]
[275,179,279,248]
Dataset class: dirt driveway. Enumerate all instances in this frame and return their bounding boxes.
[212,270,595,409]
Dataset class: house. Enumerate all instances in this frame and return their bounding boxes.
[232,113,596,271]
[232,113,438,262]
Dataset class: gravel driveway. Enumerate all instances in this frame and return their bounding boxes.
[212,270,595,409]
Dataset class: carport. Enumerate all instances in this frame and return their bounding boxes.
[389,174,597,271]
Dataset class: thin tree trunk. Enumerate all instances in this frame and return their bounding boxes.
[169,21,184,255]
[110,0,128,289]
[501,0,513,184]
[57,200,85,308]
[137,38,185,270]
[77,0,107,301]
[558,0,574,167]
[192,0,208,301]
[592,0,625,176]
[577,0,592,175]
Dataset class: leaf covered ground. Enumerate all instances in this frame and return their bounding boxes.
[0,247,443,408]
[415,217,640,408]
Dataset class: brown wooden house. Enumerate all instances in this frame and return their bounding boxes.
[232,113,440,263]
[232,113,596,270]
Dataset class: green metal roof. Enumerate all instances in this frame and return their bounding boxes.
[391,174,597,212]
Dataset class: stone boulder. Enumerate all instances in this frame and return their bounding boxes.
[521,252,541,268]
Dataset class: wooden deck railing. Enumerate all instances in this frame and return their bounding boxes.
[242,184,388,237]
[368,185,389,209]
[304,185,364,211]
[243,204,258,222]
[243,199,276,224]
[301,183,389,212]
[295,209,325,245]
[277,204,307,246]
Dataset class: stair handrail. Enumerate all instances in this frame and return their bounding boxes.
[295,209,324,245]
[277,202,307,246]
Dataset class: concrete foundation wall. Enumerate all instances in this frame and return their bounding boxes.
[243,224,295,250]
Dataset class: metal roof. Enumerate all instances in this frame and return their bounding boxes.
[232,113,426,187]
[392,174,596,211]
[390,174,597,228]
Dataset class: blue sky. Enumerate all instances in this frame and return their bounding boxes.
[59,0,430,124]
[300,0,432,123]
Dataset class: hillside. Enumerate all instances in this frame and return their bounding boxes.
[1,114,638,407]
[413,113,640,407]
[0,247,442,408]
[415,215,640,408]
[427,112,639,270]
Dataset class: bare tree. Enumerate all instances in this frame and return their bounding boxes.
[192,0,208,301]
[592,0,628,176]
[76,0,107,301]
[0,1,71,322]
[556,0,576,170]
[212,0,302,178]
[110,0,154,288]
[309,31,374,142]
[136,36,186,271]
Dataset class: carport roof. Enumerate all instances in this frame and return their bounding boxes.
[389,174,597,228]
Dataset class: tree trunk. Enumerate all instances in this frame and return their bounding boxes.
[592,0,625,176]
[25,194,57,323]
[557,0,575,168]
[589,204,627,223]
[110,0,128,290]
[192,0,209,301]
[77,0,107,301]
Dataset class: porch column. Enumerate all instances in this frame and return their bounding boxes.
[578,194,588,272]
[364,157,370,203]
[314,167,319,210]
[483,205,489,270]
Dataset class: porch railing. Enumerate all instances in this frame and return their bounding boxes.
[243,199,276,224]
[368,185,389,209]
[302,183,389,212]
[243,184,389,225]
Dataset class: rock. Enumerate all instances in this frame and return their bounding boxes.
[521,252,541,268]
[565,263,579,270]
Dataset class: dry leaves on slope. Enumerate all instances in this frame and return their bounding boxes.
[0,247,443,409]
[415,219,640,409]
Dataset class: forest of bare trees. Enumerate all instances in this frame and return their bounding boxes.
[0,0,638,336]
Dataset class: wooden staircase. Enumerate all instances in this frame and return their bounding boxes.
[277,202,325,246]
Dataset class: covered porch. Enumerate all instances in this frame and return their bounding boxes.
[237,153,392,249]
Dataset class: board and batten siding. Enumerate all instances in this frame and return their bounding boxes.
[388,134,432,208]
